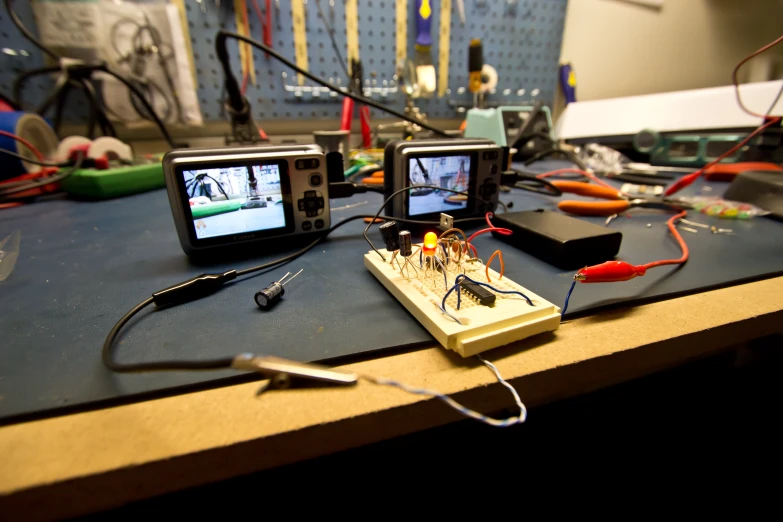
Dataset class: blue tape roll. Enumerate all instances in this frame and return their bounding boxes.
[0,112,59,180]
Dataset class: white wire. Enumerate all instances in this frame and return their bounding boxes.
[361,354,527,428]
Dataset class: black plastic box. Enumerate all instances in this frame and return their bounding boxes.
[491,209,622,269]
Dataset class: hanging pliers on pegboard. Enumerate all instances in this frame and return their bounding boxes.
[340,58,372,148]
[250,0,273,57]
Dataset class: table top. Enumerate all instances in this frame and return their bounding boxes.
[1,275,782,520]
[2,170,782,423]
[2,157,783,518]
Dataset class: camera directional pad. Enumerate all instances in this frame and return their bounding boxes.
[297,190,325,218]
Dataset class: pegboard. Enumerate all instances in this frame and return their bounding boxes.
[0,0,567,125]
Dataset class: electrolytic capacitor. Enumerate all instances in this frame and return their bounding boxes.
[254,269,303,310]
[399,230,413,257]
[379,221,401,251]
[255,282,285,309]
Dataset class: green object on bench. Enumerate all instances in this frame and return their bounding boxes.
[190,200,243,218]
[61,163,165,199]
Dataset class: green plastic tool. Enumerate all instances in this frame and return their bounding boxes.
[61,163,165,199]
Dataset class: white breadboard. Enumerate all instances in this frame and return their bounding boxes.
[365,249,561,357]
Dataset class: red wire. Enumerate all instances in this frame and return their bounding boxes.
[536,168,617,190]
[467,227,511,243]
[251,0,270,58]
[664,116,780,196]
[666,33,783,196]
[0,130,46,162]
[467,212,512,243]
[639,210,689,270]
[733,34,783,119]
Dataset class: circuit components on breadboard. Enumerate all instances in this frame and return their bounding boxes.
[364,245,561,357]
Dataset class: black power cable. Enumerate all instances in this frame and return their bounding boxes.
[314,0,350,81]
[215,31,450,138]
[4,0,59,60]
[6,0,176,148]
[103,209,488,373]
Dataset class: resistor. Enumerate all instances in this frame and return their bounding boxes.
[379,221,401,251]
[399,230,413,257]
[254,269,303,310]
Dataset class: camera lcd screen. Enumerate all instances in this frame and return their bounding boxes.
[407,155,471,216]
[181,162,292,241]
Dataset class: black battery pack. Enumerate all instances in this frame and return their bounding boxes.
[490,209,622,269]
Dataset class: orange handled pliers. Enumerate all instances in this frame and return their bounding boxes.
[551,181,690,217]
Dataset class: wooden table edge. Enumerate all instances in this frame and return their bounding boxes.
[1,276,782,519]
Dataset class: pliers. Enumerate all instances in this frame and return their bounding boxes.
[551,181,690,217]
[340,59,372,148]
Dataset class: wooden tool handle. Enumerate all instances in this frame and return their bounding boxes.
[558,200,630,216]
[551,181,620,199]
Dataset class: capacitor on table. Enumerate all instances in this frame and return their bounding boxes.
[399,230,413,257]
[254,269,303,310]
[379,221,401,251]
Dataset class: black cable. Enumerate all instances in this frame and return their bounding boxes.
[314,0,350,80]
[102,297,236,373]
[0,148,68,167]
[363,184,507,261]
[128,77,173,123]
[505,170,563,197]
[215,31,450,138]
[99,66,176,148]
[103,211,488,372]
[13,65,61,109]
[36,75,70,115]
[0,153,84,197]
[5,0,60,60]
[51,80,73,136]
[78,79,118,138]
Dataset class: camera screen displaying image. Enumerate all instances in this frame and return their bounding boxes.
[184,164,286,239]
[407,155,471,216]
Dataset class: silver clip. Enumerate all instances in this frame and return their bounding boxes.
[232,354,358,393]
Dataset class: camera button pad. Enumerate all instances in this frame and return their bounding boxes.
[297,190,325,218]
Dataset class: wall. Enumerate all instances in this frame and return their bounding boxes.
[559,0,783,102]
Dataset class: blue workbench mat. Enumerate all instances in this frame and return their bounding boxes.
[1,176,782,423]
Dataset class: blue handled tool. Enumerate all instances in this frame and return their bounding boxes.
[415,0,433,46]
[559,63,577,105]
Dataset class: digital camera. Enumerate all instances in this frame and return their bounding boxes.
[163,145,330,256]
[383,139,503,221]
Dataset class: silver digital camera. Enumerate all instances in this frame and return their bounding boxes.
[163,145,331,256]
[383,139,503,221]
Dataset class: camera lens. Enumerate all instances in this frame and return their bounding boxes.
[309,173,323,187]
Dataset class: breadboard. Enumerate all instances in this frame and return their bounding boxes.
[365,249,561,357]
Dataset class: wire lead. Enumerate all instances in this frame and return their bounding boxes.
[280,269,304,285]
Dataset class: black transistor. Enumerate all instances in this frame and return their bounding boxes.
[459,280,496,306]
[379,221,400,251]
